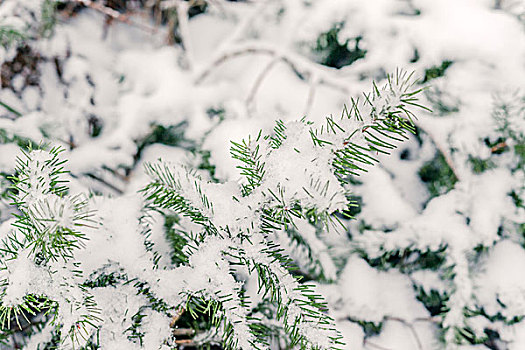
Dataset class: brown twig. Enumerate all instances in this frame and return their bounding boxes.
[413,316,441,324]
[73,0,158,34]
[174,339,196,345]
[491,141,507,153]
[173,328,195,336]
[173,1,194,71]
[170,307,185,327]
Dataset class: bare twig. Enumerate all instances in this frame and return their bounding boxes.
[192,0,351,116]
[414,316,441,324]
[83,172,124,195]
[173,1,195,71]
[385,316,423,350]
[213,0,272,53]
[73,0,158,34]
[304,74,320,116]
[194,43,350,96]
[173,328,195,336]
[102,165,129,182]
[246,57,280,116]
[491,141,507,153]
[170,307,185,327]
[364,339,393,350]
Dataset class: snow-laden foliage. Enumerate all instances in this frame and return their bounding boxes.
[0,0,524,349]
[0,73,428,349]
[347,89,524,348]
[0,145,173,349]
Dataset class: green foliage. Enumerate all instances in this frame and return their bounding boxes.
[163,214,190,266]
[134,121,218,183]
[0,146,101,346]
[466,91,525,181]
[0,70,429,349]
[492,90,525,171]
[493,90,525,142]
[468,155,495,174]
[342,195,362,218]
[415,287,449,317]
[283,226,332,282]
[143,163,218,238]
[0,128,31,200]
[0,129,34,148]
[422,60,453,83]
[424,86,460,116]
[312,23,366,69]
[87,115,103,138]
[354,319,382,338]
[0,26,26,48]
[452,307,523,347]
[314,71,427,184]
[360,245,447,273]
[141,70,428,349]
[0,101,22,117]
[136,122,192,157]
[230,130,265,196]
[198,150,218,182]
[84,269,127,289]
[418,152,458,199]
[40,0,58,38]
[0,0,57,49]
[7,146,91,261]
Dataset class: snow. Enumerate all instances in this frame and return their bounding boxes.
[338,256,428,323]
[0,0,524,349]
[357,166,417,228]
[0,143,18,172]
[475,240,525,318]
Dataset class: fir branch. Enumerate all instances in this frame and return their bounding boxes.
[142,162,219,237]
[230,130,266,196]
[141,70,428,349]
[0,146,100,347]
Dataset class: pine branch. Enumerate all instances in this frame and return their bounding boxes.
[141,70,429,349]
[0,146,100,348]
